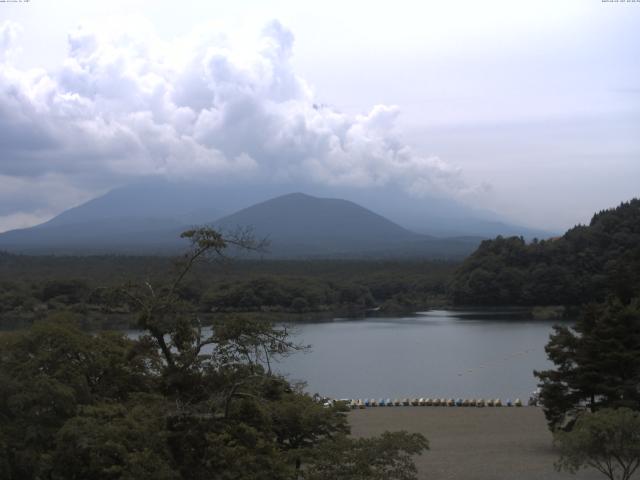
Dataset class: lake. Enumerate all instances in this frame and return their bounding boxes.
[274,309,568,401]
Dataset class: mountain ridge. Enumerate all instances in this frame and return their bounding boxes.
[0,191,483,258]
[0,181,553,258]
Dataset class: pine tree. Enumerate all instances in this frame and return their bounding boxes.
[535,297,640,430]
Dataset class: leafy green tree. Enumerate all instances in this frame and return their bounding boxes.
[52,399,178,480]
[535,298,640,429]
[0,317,156,478]
[269,390,350,471]
[0,228,430,479]
[554,408,640,480]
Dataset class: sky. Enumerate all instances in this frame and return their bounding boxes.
[0,0,638,233]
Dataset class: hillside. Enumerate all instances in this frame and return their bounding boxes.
[449,199,640,306]
[216,193,417,255]
[0,190,481,258]
[0,218,188,255]
[0,178,552,245]
[215,193,482,258]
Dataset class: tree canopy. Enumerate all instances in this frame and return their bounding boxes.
[450,199,640,306]
[0,228,429,479]
[554,408,640,480]
[535,298,640,430]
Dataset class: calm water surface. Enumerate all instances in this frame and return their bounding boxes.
[274,310,568,400]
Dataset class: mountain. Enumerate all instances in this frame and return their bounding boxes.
[0,179,283,255]
[450,198,640,306]
[0,190,482,258]
[17,178,553,239]
[0,178,553,257]
[40,181,227,229]
[309,185,554,239]
[214,193,480,257]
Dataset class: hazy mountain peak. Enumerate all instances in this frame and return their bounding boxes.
[0,179,551,257]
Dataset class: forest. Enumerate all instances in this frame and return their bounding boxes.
[2,201,640,479]
[450,199,640,306]
[2,199,640,332]
[0,229,429,479]
[0,253,454,330]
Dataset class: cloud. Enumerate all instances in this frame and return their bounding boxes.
[0,21,21,59]
[0,19,477,231]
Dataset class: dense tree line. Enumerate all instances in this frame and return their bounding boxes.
[0,228,428,479]
[0,256,453,330]
[450,199,640,306]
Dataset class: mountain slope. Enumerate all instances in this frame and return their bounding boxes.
[214,193,482,258]
[0,218,186,255]
[6,179,553,239]
[215,193,421,253]
[304,184,555,239]
[41,181,226,228]
[0,191,482,258]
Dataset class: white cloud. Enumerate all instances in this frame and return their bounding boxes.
[0,19,476,231]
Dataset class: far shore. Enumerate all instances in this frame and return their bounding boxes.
[348,407,621,480]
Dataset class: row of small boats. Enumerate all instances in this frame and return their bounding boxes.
[346,397,524,408]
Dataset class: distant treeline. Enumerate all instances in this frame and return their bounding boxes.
[450,199,640,306]
[0,255,455,330]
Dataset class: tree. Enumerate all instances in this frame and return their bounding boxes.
[0,316,157,478]
[450,198,640,307]
[535,297,640,430]
[0,227,430,479]
[554,408,640,480]
[52,399,178,480]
